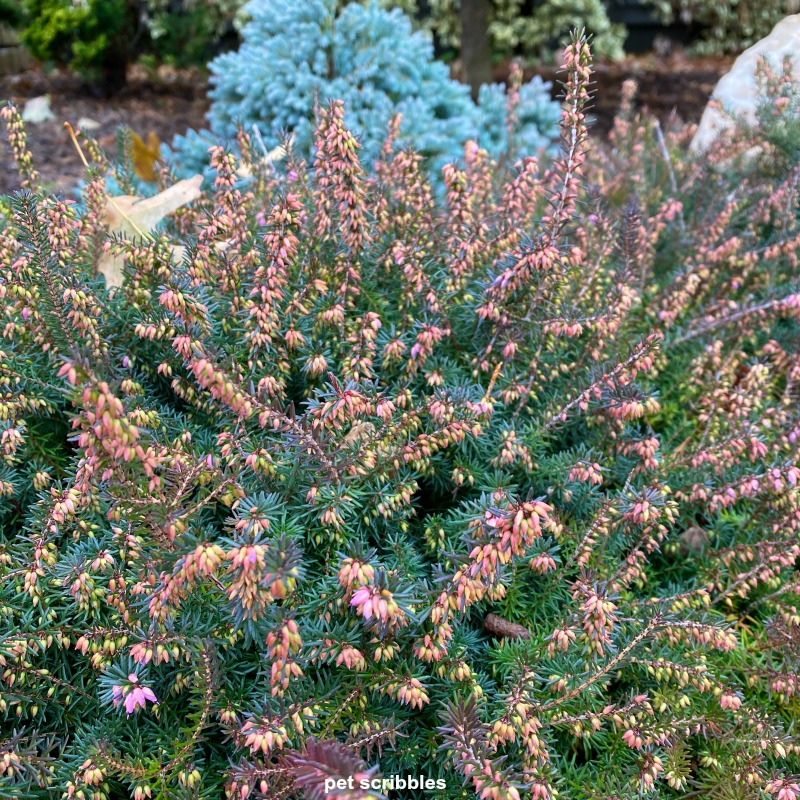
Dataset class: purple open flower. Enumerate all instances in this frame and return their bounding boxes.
[112,673,158,717]
[124,684,157,715]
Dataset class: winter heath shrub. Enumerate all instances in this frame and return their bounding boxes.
[2,32,800,800]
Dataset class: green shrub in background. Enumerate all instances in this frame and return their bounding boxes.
[383,0,626,61]
[0,0,246,90]
[648,0,797,55]
[2,33,800,800]
[385,0,798,60]
[490,0,625,59]
[0,0,23,27]
[11,0,137,92]
[145,0,246,68]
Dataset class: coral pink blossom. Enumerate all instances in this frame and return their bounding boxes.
[719,691,742,711]
[766,779,800,800]
[350,586,376,619]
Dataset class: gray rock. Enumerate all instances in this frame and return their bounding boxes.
[691,14,800,153]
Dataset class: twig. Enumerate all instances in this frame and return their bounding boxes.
[483,613,531,640]
[653,120,686,233]
[64,121,150,241]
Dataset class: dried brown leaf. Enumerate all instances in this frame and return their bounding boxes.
[98,174,203,288]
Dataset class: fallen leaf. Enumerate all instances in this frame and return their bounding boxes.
[340,421,376,447]
[131,130,162,183]
[21,95,55,125]
[99,174,203,289]
[77,116,101,132]
[678,525,710,555]
[235,136,292,179]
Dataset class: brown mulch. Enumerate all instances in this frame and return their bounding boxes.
[0,64,209,196]
[0,49,734,197]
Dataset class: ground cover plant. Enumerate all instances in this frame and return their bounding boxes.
[1,32,800,800]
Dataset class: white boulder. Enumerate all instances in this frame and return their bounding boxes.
[690,14,800,153]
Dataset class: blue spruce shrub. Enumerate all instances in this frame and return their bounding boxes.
[476,79,564,159]
[170,0,561,180]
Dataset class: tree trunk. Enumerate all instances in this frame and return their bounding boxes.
[460,0,492,100]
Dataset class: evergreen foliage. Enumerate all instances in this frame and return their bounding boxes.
[169,0,561,183]
[10,0,136,89]
[387,0,791,61]
[647,0,795,56]
[2,0,244,87]
[2,32,800,800]
[383,0,626,61]
[144,0,245,68]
